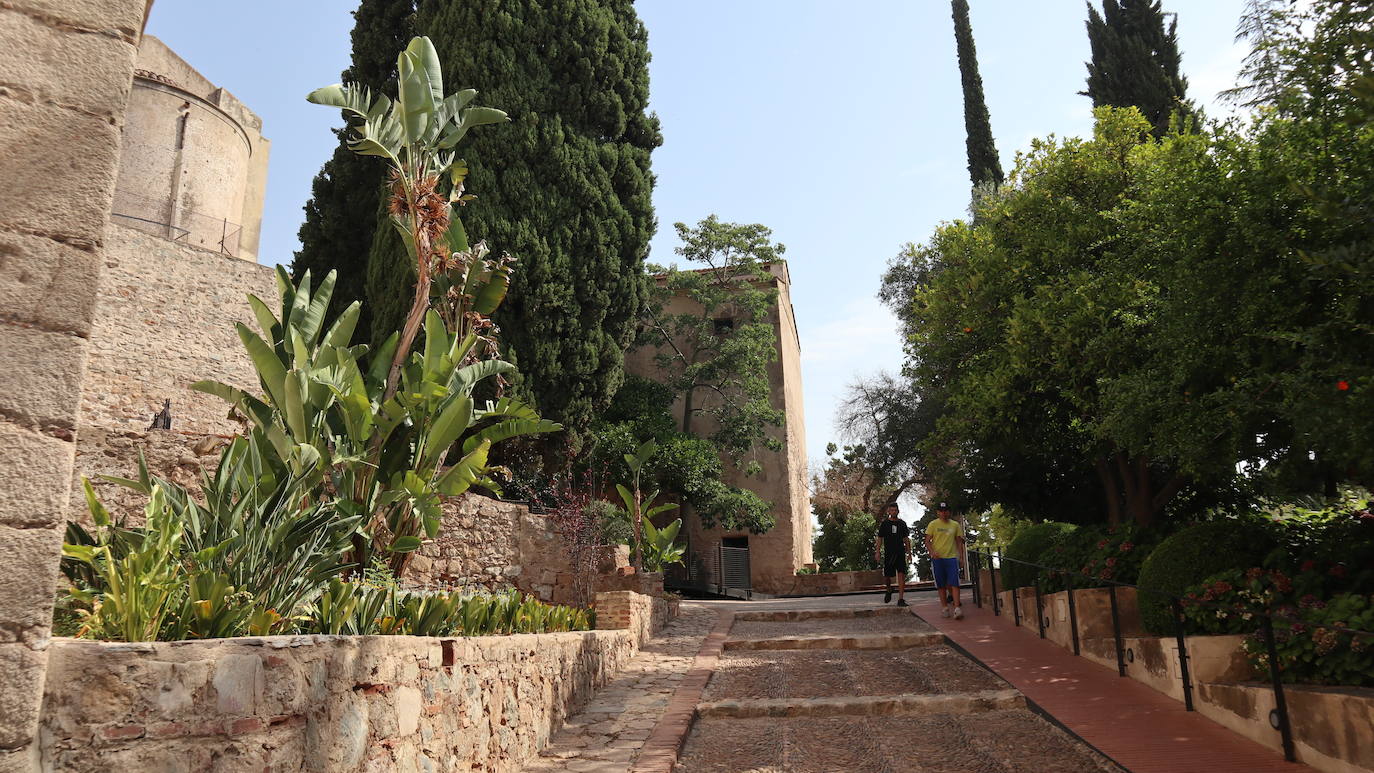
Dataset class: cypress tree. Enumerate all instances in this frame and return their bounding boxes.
[951,0,1003,190]
[1082,0,1194,136]
[292,0,415,337]
[405,0,662,445]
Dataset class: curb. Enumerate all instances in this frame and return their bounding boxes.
[629,610,734,773]
[696,688,1025,719]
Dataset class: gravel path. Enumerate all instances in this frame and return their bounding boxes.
[676,711,1124,773]
[705,646,1006,700]
[521,605,717,772]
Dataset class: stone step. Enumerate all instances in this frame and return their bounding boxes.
[696,688,1024,719]
[722,631,945,651]
[733,606,912,623]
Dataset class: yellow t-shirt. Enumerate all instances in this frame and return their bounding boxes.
[925,518,964,559]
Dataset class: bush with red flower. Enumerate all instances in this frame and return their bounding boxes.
[1038,523,1166,593]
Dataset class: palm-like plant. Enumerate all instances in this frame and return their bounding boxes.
[307,36,509,402]
[617,440,680,571]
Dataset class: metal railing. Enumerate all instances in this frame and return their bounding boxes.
[965,547,1374,763]
[111,189,243,257]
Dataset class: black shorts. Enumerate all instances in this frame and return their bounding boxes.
[883,553,907,578]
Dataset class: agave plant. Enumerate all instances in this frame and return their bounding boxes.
[307,36,509,401]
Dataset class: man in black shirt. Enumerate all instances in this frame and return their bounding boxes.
[872,501,912,606]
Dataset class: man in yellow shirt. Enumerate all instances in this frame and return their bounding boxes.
[924,502,966,619]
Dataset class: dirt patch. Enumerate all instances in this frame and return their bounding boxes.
[705,647,1005,701]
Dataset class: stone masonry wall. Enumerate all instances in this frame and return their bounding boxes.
[0,2,147,770]
[79,221,275,437]
[39,629,637,772]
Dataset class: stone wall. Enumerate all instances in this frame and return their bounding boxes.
[0,1,147,769]
[40,627,636,771]
[593,590,679,648]
[406,496,635,606]
[79,221,274,437]
[789,570,885,596]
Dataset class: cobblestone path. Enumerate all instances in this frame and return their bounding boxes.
[522,604,718,773]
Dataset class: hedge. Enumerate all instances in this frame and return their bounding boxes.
[1136,519,1277,635]
[1002,522,1077,590]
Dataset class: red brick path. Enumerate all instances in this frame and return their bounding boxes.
[912,596,1314,773]
[630,611,734,773]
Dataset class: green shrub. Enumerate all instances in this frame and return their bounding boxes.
[1137,519,1277,634]
[1038,526,1104,592]
[1002,522,1076,590]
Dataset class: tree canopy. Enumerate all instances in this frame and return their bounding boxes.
[1082,0,1194,136]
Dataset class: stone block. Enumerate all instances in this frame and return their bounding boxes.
[212,653,262,715]
[0,324,88,432]
[0,422,73,530]
[1,0,146,39]
[0,524,62,636]
[0,642,47,749]
[0,11,135,119]
[0,229,102,336]
[0,96,120,245]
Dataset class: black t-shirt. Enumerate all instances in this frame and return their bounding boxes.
[876,518,910,555]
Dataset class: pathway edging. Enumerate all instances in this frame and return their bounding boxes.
[628,610,734,773]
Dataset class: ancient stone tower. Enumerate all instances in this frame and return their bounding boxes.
[112,36,269,261]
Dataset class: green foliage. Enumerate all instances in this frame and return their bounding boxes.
[1039,522,1166,592]
[308,581,590,637]
[588,375,775,533]
[1082,0,1195,136]
[1136,520,1278,634]
[951,0,1003,191]
[584,499,632,546]
[293,0,416,339]
[410,0,662,447]
[194,268,558,571]
[1001,522,1076,590]
[642,518,686,572]
[646,216,786,467]
[812,512,880,573]
[614,440,679,571]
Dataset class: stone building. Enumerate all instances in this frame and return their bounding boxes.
[624,262,813,595]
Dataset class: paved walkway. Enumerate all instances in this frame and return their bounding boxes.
[522,605,718,773]
[911,595,1315,773]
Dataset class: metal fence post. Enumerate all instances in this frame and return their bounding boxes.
[971,550,982,608]
[1172,599,1194,711]
[989,550,1000,616]
[1034,582,1046,639]
[1109,584,1125,677]
[1012,581,1022,626]
[1261,615,1296,762]
[1066,573,1081,655]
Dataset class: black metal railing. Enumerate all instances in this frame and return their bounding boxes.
[965,547,1374,763]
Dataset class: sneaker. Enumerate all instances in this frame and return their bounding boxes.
[897,599,909,607]
[884,589,893,604]
[941,607,952,618]
[953,606,964,620]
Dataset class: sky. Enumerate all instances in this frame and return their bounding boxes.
[145,0,1251,503]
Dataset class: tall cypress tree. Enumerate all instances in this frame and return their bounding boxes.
[1082,0,1194,136]
[952,0,1003,191]
[292,0,415,337]
[403,0,662,446]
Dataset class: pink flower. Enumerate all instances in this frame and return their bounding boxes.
[1301,560,1317,572]
[1119,542,1134,552]
[1097,539,1109,550]
[1329,564,1347,578]
[1106,557,1118,567]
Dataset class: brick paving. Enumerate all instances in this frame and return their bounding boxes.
[521,604,720,773]
[912,594,1317,773]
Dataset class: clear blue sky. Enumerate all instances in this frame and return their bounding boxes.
[146,1,1248,491]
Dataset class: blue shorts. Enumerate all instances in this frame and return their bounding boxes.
[932,557,960,588]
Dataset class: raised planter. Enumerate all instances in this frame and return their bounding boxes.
[1197,682,1374,773]
[38,591,670,772]
[790,570,885,595]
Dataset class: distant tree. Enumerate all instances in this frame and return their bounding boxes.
[645,216,786,472]
[834,373,932,512]
[389,0,662,452]
[810,444,882,572]
[292,0,415,338]
[1082,0,1195,135]
[951,0,1004,191]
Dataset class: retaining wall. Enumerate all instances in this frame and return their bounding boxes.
[38,591,671,772]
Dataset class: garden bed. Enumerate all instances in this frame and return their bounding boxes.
[38,590,669,772]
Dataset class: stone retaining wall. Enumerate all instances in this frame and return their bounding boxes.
[38,592,671,772]
[789,570,884,595]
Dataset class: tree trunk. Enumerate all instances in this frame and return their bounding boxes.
[1094,455,1123,526]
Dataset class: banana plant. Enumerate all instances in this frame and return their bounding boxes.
[307,36,509,402]
[194,267,560,572]
[616,440,680,571]
[643,518,687,572]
